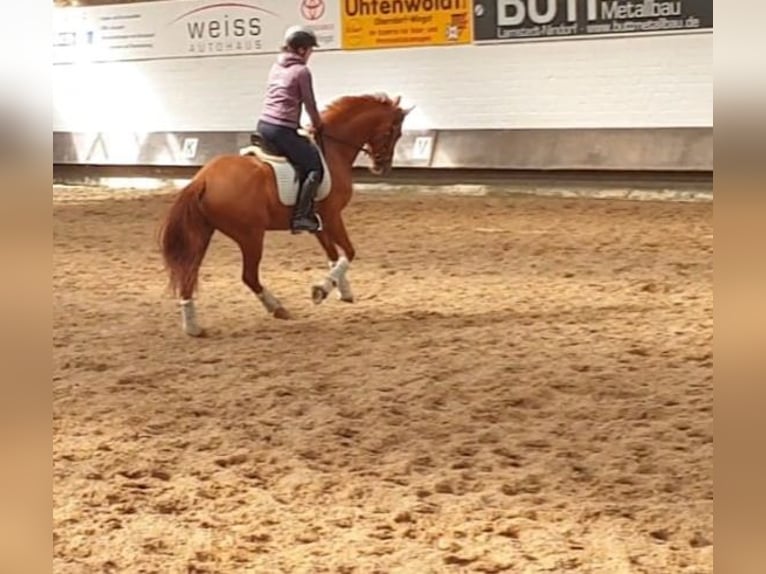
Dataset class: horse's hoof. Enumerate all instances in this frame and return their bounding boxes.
[312,285,328,305]
[339,295,354,304]
[184,326,207,338]
[273,307,291,320]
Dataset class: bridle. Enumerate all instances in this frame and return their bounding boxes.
[317,128,399,165]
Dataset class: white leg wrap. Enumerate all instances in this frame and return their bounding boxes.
[329,259,353,301]
[314,257,351,304]
[180,299,203,336]
[318,276,334,295]
[329,256,350,285]
[257,288,282,313]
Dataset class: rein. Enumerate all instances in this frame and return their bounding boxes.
[316,130,372,158]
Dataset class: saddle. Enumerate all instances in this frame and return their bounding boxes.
[248,132,289,164]
[240,131,333,208]
[248,130,322,164]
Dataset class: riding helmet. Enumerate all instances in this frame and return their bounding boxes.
[284,25,319,51]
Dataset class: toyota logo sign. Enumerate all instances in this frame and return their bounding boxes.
[301,0,325,21]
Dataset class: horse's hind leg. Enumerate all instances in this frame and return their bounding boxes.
[178,230,214,337]
[240,231,291,320]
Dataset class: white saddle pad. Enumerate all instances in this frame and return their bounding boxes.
[239,142,332,207]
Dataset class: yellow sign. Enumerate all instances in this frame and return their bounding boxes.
[342,0,472,50]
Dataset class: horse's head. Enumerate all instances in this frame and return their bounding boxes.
[363,94,414,176]
[322,93,414,175]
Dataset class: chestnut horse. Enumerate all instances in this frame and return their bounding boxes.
[159,93,412,336]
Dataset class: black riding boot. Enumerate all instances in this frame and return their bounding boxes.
[291,170,323,234]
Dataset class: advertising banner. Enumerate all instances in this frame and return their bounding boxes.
[473,0,713,43]
[53,0,340,64]
[341,0,472,50]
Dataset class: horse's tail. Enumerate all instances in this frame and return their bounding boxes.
[158,176,213,299]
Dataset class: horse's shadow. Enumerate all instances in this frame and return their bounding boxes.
[204,299,657,343]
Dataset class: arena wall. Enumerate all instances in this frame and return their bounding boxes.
[52,1,713,173]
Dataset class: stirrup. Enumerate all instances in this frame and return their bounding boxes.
[290,213,323,234]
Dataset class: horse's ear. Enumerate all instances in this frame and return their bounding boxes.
[402,105,415,116]
[392,95,401,106]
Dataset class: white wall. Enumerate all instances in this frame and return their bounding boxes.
[53,32,712,132]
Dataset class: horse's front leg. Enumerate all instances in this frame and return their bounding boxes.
[331,260,354,303]
[312,226,354,304]
[312,256,351,304]
[329,215,356,303]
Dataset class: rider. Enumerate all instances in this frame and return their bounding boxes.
[257,25,324,234]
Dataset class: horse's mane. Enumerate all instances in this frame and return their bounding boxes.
[321,93,398,123]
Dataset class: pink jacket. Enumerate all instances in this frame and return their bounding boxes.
[259,52,321,129]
